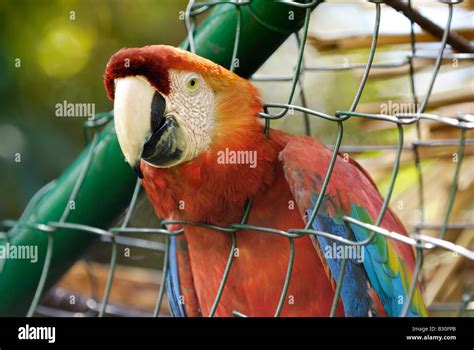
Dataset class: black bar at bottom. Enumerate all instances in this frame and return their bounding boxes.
[0,317,472,345]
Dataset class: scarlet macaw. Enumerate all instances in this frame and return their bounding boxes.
[104,45,426,317]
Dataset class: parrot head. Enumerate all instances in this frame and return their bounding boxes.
[104,45,263,178]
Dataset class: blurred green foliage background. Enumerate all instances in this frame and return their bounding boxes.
[0,0,188,218]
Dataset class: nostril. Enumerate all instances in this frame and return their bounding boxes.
[151,92,166,132]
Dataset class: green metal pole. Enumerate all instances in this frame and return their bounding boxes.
[190,1,313,77]
[0,122,136,316]
[0,0,317,316]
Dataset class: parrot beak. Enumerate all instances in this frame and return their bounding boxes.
[114,76,187,178]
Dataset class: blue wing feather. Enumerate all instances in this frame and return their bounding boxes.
[349,204,420,317]
[308,198,379,316]
[166,236,186,317]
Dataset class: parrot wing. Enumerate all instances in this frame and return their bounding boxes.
[279,136,426,317]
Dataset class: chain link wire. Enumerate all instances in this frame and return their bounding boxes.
[2,0,473,317]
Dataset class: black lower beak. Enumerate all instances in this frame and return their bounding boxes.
[150,91,166,132]
[133,163,143,179]
[141,116,182,166]
[140,92,183,168]
[135,91,183,173]
[132,92,166,179]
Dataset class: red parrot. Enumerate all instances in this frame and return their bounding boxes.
[104,45,426,317]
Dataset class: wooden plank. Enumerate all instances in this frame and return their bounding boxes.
[357,88,474,115]
[308,30,474,51]
[56,261,169,315]
[424,232,474,306]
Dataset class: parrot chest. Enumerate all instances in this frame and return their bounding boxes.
[181,169,344,317]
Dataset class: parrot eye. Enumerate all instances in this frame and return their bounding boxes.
[185,73,200,93]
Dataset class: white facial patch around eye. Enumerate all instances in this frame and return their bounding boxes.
[166,69,215,161]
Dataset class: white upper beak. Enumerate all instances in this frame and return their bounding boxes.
[113,76,157,167]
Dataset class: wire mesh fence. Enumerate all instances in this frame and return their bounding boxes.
[1,0,473,317]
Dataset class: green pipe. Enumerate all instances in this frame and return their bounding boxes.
[0,0,317,316]
[191,1,313,77]
[0,122,136,316]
